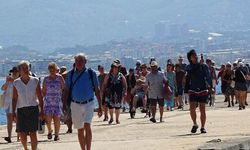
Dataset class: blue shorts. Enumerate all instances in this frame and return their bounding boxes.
[136,92,144,102]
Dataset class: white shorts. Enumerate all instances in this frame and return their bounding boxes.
[70,101,95,129]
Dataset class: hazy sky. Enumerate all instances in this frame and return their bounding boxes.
[0,0,249,51]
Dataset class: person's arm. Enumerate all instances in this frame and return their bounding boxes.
[41,77,46,97]
[1,76,12,91]
[221,71,226,82]
[101,75,109,97]
[59,75,65,90]
[63,72,70,113]
[36,82,44,119]
[131,85,138,95]
[184,73,190,93]
[174,72,177,89]
[121,74,128,96]
[94,87,102,117]
[12,86,18,121]
[145,75,149,95]
[92,72,102,117]
[217,71,221,80]
[182,72,186,87]
[63,86,69,112]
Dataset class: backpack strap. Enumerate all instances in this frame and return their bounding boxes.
[88,68,95,92]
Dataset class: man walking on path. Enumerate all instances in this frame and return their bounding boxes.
[185,50,212,134]
[146,61,168,123]
[63,53,102,150]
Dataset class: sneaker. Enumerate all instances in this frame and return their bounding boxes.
[245,102,248,106]
[54,135,60,141]
[116,120,120,124]
[66,128,72,134]
[103,116,109,122]
[47,133,52,140]
[185,100,188,105]
[141,109,147,113]
[200,128,207,134]
[191,125,198,133]
[122,107,126,112]
[4,137,12,143]
[150,118,156,123]
[131,107,136,113]
[109,118,113,124]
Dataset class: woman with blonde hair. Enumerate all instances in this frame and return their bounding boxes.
[42,62,64,141]
[12,60,44,150]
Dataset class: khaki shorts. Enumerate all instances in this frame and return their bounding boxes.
[70,101,95,129]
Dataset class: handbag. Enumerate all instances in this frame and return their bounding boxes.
[162,83,173,100]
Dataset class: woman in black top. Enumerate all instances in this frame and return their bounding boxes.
[102,63,127,124]
[234,63,249,110]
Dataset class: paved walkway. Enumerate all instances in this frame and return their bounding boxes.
[0,95,250,150]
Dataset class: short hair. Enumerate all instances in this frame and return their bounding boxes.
[18,60,30,70]
[187,49,197,63]
[98,65,104,70]
[175,64,181,68]
[74,53,87,61]
[48,62,58,70]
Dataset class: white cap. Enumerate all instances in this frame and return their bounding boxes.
[150,61,158,67]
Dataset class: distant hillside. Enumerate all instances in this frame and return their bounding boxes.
[0,0,249,50]
[0,45,39,59]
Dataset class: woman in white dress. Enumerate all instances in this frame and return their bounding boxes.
[1,67,19,143]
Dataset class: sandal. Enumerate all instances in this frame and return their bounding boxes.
[108,118,113,124]
[4,137,12,143]
[47,133,52,140]
[54,135,60,141]
[200,128,207,134]
[66,128,72,134]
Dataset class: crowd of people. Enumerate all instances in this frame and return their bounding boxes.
[1,50,250,150]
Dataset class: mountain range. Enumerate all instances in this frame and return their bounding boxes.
[0,0,249,51]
